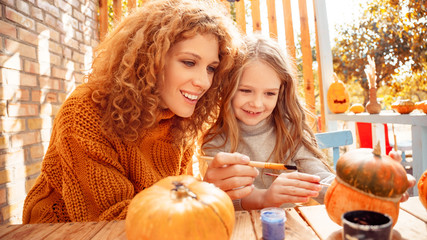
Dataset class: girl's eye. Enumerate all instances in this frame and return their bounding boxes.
[266,92,277,96]
[182,61,195,67]
[239,89,251,93]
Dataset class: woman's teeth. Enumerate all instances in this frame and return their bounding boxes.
[182,92,198,100]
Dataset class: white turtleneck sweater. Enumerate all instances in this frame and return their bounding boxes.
[203,117,334,210]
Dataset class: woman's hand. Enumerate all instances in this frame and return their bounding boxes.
[262,172,322,208]
[388,150,416,202]
[203,152,259,200]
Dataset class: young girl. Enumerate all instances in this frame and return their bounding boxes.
[22,0,251,223]
[202,34,334,210]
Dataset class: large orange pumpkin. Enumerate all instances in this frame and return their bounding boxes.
[418,169,427,210]
[126,175,235,240]
[324,144,409,226]
[327,73,350,113]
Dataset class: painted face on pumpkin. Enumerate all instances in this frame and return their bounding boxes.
[327,78,349,113]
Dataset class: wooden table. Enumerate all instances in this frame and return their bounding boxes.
[1,197,425,239]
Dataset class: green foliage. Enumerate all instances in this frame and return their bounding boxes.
[332,0,427,106]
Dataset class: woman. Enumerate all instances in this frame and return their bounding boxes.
[22,0,251,223]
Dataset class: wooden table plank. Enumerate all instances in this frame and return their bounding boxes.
[250,208,320,240]
[90,220,127,240]
[297,205,340,240]
[298,204,427,240]
[393,208,427,239]
[0,224,23,238]
[400,196,427,222]
[0,223,64,240]
[231,211,256,240]
[43,221,108,240]
[249,210,262,239]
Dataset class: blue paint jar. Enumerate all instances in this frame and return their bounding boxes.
[260,207,286,240]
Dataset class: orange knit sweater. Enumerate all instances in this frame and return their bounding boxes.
[22,85,193,223]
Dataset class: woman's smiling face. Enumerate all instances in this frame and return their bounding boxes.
[159,33,220,118]
[232,60,281,126]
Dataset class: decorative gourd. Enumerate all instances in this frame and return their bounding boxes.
[324,143,409,226]
[349,103,364,114]
[391,99,415,114]
[418,169,427,210]
[415,100,427,114]
[126,175,235,240]
[327,73,350,113]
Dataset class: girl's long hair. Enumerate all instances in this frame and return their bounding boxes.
[86,0,242,147]
[203,34,332,170]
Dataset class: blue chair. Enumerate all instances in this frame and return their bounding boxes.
[315,130,354,168]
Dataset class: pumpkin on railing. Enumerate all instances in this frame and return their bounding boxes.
[327,73,350,114]
[392,99,415,114]
[349,103,364,114]
[415,100,427,114]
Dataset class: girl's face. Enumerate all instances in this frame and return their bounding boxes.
[232,60,281,126]
[159,34,220,118]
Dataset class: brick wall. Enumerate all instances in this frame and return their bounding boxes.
[0,0,99,224]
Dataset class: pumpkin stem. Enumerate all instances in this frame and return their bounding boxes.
[171,181,197,200]
[373,141,382,156]
[333,72,339,82]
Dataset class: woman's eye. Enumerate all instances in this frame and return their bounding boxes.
[182,61,195,67]
[207,66,217,73]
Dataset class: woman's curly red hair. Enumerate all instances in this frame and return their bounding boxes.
[86,0,242,145]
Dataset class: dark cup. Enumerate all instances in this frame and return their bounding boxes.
[342,210,393,240]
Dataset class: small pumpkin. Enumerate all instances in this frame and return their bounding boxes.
[418,169,427,210]
[349,103,364,114]
[327,73,350,113]
[415,100,427,114]
[324,143,409,226]
[391,99,415,114]
[126,175,235,240]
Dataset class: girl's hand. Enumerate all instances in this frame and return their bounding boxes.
[203,152,259,200]
[263,172,322,208]
[388,150,416,202]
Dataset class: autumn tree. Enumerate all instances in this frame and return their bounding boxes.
[331,0,427,105]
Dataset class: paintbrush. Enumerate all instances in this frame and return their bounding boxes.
[199,156,298,171]
[263,172,331,187]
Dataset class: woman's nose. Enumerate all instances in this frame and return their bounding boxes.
[193,70,212,90]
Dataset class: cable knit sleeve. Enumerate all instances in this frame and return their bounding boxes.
[49,92,135,222]
[57,133,133,221]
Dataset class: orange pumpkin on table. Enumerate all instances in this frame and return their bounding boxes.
[327,73,350,113]
[418,169,427,210]
[126,175,235,240]
[324,143,409,226]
